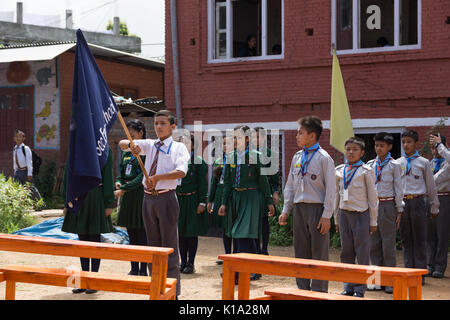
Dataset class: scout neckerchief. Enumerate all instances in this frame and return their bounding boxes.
[432,157,444,174]
[405,151,420,176]
[343,160,364,190]
[300,143,320,176]
[235,148,248,186]
[375,152,393,184]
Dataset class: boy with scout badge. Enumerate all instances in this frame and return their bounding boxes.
[218,125,274,282]
[427,134,449,279]
[366,132,404,294]
[119,110,191,298]
[114,119,148,276]
[397,130,439,285]
[176,134,209,274]
[279,116,336,293]
[335,137,378,298]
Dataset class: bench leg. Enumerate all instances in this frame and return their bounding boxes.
[5,281,16,300]
[408,276,422,300]
[222,262,235,300]
[393,277,408,300]
[237,272,250,300]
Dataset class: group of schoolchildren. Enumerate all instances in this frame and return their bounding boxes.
[61,110,449,299]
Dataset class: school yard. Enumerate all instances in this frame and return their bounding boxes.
[0,233,449,300]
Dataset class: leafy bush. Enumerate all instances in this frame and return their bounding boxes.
[0,174,37,233]
[34,159,65,209]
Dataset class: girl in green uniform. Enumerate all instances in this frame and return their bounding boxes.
[218,126,274,257]
[62,147,114,294]
[114,119,148,276]
[207,135,237,260]
[177,134,208,274]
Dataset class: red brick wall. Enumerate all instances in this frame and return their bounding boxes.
[164,0,450,180]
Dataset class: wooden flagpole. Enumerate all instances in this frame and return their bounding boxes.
[116,110,150,181]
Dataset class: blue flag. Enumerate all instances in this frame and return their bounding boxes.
[65,29,118,212]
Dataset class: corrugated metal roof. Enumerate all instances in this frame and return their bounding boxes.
[0,42,164,69]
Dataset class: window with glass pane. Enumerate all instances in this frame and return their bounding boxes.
[360,0,394,48]
[337,0,353,50]
[267,0,282,55]
[17,93,30,109]
[400,0,418,45]
[215,0,227,58]
[0,95,12,110]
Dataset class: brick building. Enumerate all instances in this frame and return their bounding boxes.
[164,0,450,185]
[0,42,164,179]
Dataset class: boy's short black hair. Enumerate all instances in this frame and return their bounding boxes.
[234,125,250,133]
[154,110,176,125]
[297,116,323,140]
[374,132,394,145]
[15,129,25,136]
[345,137,365,150]
[402,130,419,142]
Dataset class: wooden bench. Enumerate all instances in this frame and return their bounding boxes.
[218,253,428,300]
[258,288,365,300]
[0,233,176,300]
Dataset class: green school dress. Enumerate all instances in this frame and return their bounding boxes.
[115,152,146,229]
[256,147,281,218]
[61,148,114,235]
[208,156,226,229]
[177,155,209,237]
[221,149,273,240]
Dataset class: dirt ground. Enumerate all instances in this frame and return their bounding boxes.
[0,234,449,300]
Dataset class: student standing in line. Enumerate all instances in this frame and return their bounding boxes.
[114,119,148,276]
[218,125,274,281]
[397,130,439,285]
[251,127,280,257]
[118,110,190,298]
[177,134,209,274]
[62,147,115,294]
[279,116,336,293]
[366,132,404,294]
[335,137,378,298]
[208,135,237,262]
[427,135,449,279]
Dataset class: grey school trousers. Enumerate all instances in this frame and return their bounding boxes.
[142,191,181,296]
[427,195,450,274]
[400,196,427,269]
[293,203,329,293]
[339,209,370,296]
[370,201,397,268]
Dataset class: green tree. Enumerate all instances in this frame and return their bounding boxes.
[106,20,130,36]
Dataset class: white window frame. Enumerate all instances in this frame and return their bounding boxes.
[207,0,285,63]
[331,0,421,55]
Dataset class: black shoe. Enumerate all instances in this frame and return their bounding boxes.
[384,286,393,294]
[72,288,86,294]
[85,289,98,294]
[353,292,364,298]
[425,268,434,277]
[251,273,261,280]
[139,270,148,276]
[183,264,195,274]
[432,271,444,278]
[340,290,354,296]
[180,263,186,273]
[216,260,223,265]
[128,270,139,276]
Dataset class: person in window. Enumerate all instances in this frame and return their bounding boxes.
[238,34,257,57]
[271,44,282,55]
[377,37,392,47]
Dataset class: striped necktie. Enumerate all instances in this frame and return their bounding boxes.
[149,141,164,177]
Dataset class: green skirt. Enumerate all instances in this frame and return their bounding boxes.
[210,185,225,229]
[229,189,262,240]
[62,186,113,235]
[177,193,209,237]
[117,187,145,229]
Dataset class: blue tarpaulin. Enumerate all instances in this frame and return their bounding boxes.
[13,217,129,245]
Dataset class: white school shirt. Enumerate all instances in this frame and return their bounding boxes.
[13,143,33,176]
[133,136,190,190]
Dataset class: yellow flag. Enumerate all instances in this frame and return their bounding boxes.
[330,49,354,153]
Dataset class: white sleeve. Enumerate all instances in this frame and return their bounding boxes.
[437,144,450,162]
[174,143,190,174]
[13,150,18,172]
[133,139,153,156]
[25,146,33,176]
[281,156,296,215]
